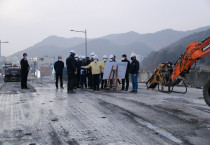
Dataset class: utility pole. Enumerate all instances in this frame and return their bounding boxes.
[70,29,88,57]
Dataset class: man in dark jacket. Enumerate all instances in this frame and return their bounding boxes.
[121,54,130,91]
[130,53,139,93]
[80,56,87,89]
[74,54,81,88]
[54,56,64,89]
[66,50,77,94]
[20,53,30,89]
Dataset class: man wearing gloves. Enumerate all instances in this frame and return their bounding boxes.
[66,50,77,94]
[130,53,139,93]
[82,55,101,91]
[101,55,108,89]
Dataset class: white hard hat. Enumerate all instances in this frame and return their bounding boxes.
[103,55,108,59]
[75,54,79,58]
[70,50,76,54]
[109,55,114,59]
[94,55,98,60]
[91,52,96,56]
[131,53,136,57]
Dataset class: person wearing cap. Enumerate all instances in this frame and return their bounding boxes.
[74,54,81,89]
[82,55,102,91]
[80,56,87,89]
[101,55,108,89]
[20,53,30,89]
[109,55,114,62]
[121,54,130,91]
[130,53,139,93]
[54,56,64,89]
[66,50,77,94]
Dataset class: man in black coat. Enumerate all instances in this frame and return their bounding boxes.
[130,53,139,93]
[20,53,30,89]
[54,56,64,89]
[121,54,130,91]
[66,50,77,94]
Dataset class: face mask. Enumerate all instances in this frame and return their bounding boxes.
[122,57,125,60]
[103,59,107,62]
[58,59,62,61]
[75,58,78,60]
[109,59,112,61]
[91,55,94,58]
[94,59,97,62]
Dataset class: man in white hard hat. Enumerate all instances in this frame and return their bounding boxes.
[82,55,102,91]
[101,55,108,89]
[87,52,96,89]
[109,55,114,62]
[66,50,77,94]
[130,53,139,93]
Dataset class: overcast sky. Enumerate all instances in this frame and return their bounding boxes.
[0,0,210,56]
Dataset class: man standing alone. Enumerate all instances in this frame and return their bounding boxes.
[54,56,64,89]
[66,50,77,94]
[130,53,139,93]
[20,53,30,89]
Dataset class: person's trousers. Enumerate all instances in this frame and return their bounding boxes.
[21,71,28,89]
[76,74,80,87]
[88,73,92,88]
[131,74,138,90]
[55,73,63,88]
[92,74,99,90]
[100,73,107,89]
[67,73,75,92]
[80,74,87,88]
[122,74,129,89]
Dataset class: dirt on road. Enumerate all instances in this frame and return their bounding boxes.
[0,82,210,145]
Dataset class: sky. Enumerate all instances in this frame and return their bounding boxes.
[0,0,210,56]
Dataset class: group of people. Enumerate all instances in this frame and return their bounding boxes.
[54,50,139,94]
[19,51,140,94]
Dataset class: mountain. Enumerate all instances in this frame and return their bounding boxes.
[10,26,210,62]
[58,38,153,61]
[11,36,85,58]
[103,26,210,50]
[141,29,210,71]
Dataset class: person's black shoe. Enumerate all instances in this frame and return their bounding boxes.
[134,90,138,94]
[129,90,135,93]
[77,86,81,88]
[125,88,128,91]
[56,87,58,89]
[60,87,64,89]
[121,88,124,91]
[68,91,76,94]
[96,89,100,91]
[93,89,96,91]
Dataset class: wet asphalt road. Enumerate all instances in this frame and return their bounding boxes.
[0,82,210,145]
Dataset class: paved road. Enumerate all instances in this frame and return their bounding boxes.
[0,82,210,145]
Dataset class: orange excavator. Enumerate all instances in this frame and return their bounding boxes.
[146,37,210,102]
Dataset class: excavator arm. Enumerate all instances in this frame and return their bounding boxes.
[171,37,210,83]
[146,37,210,91]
